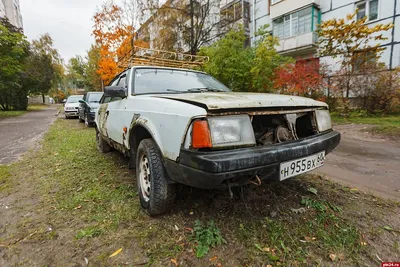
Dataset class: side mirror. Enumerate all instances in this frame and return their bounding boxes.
[78,99,85,104]
[104,86,127,98]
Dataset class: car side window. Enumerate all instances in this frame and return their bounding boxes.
[117,75,127,88]
[110,77,120,86]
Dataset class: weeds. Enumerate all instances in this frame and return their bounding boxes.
[191,220,225,258]
[75,226,102,239]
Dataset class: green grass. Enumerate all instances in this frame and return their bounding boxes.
[0,104,49,119]
[1,118,399,266]
[0,110,27,118]
[331,113,400,137]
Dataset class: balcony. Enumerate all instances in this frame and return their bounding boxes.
[270,0,320,19]
[276,32,318,57]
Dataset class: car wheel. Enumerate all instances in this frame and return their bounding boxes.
[136,138,175,216]
[96,129,112,153]
[65,115,69,120]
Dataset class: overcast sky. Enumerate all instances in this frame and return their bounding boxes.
[20,0,105,62]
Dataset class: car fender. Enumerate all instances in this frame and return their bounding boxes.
[124,96,207,161]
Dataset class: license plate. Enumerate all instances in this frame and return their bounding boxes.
[279,151,325,181]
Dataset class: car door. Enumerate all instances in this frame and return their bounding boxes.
[105,71,129,145]
[78,94,87,119]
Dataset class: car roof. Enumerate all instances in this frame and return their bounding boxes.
[131,65,206,74]
[69,95,83,98]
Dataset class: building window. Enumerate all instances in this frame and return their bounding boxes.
[356,0,379,21]
[273,6,318,40]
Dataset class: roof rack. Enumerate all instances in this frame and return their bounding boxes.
[117,46,209,69]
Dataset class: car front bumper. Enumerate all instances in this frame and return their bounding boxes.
[164,130,341,189]
[65,110,79,117]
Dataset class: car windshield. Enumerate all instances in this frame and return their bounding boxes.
[67,96,83,103]
[134,68,231,94]
[87,93,103,103]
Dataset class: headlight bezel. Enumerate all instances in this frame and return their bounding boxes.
[315,109,332,132]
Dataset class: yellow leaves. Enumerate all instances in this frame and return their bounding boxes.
[319,10,393,59]
[109,248,122,258]
[170,258,178,266]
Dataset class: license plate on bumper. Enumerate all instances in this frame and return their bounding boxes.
[279,151,325,181]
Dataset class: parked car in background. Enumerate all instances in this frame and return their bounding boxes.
[64,95,83,119]
[78,92,103,127]
[95,66,340,215]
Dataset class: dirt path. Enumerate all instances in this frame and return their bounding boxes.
[317,124,400,200]
[0,106,59,165]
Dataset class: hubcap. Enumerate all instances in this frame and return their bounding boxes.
[139,153,151,201]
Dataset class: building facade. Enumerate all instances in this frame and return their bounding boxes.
[137,0,399,71]
[250,0,400,71]
[0,0,23,29]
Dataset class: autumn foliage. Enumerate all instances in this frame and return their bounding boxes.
[274,59,326,100]
[92,3,130,85]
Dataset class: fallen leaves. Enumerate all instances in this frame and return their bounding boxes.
[209,256,218,262]
[109,248,122,258]
[170,258,178,266]
[329,253,336,261]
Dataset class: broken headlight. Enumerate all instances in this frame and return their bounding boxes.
[208,115,256,147]
[315,109,332,132]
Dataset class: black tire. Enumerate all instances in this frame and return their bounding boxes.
[136,138,175,216]
[78,113,84,122]
[96,129,112,153]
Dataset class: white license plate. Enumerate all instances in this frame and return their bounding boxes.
[279,151,325,181]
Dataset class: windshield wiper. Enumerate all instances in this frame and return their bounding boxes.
[187,87,223,92]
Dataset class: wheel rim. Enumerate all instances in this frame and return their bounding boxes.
[139,153,151,202]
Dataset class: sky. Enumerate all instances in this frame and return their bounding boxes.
[20,0,105,62]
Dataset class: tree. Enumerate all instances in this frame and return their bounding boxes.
[250,27,292,92]
[0,18,29,110]
[29,34,61,102]
[200,28,253,91]
[141,0,220,54]
[318,11,393,98]
[201,27,290,92]
[85,44,103,90]
[93,1,133,85]
[66,55,86,89]
[274,59,327,99]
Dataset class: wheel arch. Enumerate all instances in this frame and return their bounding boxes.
[128,122,163,164]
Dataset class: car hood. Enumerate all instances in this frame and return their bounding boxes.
[154,92,328,110]
[64,103,80,108]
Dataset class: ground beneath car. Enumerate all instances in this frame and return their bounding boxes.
[0,106,59,165]
[318,124,400,201]
[0,119,399,267]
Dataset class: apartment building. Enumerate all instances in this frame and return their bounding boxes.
[0,0,23,29]
[250,0,400,71]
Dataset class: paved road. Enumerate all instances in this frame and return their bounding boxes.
[317,124,400,200]
[0,107,59,165]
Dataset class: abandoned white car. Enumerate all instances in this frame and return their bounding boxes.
[95,66,340,215]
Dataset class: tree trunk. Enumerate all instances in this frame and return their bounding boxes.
[42,93,45,104]
[190,0,195,55]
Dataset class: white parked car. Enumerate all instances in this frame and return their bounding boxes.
[64,95,83,119]
[95,66,340,215]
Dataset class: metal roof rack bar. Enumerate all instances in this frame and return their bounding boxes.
[117,46,209,69]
